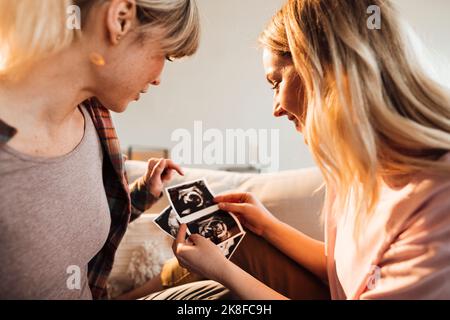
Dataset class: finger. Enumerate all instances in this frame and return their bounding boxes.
[214,192,252,204]
[175,224,188,248]
[188,233,205,245]
[147,158,159,170]
[173,249,189,268]
[161,169,174,182]
[186,236,195,245]
[175,243,197,263]
[152,158,166,176]
[164,159,184,176]
[217,202,250,214]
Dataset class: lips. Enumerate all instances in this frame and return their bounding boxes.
[140,83,150,94]
[287,115,301,131]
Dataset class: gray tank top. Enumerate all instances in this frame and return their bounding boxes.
[0,105,111,299]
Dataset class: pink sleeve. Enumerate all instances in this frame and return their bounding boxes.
[360,187,450,300]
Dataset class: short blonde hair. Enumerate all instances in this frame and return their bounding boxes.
[0,0,200,78]
[260,0,450,238]
[134,0,200,59]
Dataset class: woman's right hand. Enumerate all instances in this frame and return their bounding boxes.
[214,192,279,237]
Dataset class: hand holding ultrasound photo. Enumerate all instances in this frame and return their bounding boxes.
[153,179,246,259]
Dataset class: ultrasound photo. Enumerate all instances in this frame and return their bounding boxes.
[165,178,246,258]
[153,206,186,239]
[166,179,215,219]
[218,233,246,260]
[186,210,243,245]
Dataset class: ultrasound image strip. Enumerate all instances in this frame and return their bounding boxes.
[153,206,190,240]
[186,209,244,245]
[177,204,220,224]
[165,178,246,258]
[219,232,246,260]
[165,179,216,220]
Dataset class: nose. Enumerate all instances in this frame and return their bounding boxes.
[151,77,161,86]
[273,104,286,118]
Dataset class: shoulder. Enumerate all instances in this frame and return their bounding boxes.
[409,153,450,215]
[404,173,450,232]
[360,164,450,299]
[392,161,450,242]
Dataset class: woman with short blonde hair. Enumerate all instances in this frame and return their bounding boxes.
[163,0,450,300]
[0,0,199,299]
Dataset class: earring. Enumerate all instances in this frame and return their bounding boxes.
[89,52,106,66]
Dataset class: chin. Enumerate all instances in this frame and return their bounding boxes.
[103,104,128,114]
[294,121,303,133]
[97,97,130,113]
[112,104,129,113]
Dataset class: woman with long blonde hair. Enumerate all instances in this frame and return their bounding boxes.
[0,0,199,299]
[156,0,450,300]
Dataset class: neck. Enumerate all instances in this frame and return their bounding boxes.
[0,43,94,128]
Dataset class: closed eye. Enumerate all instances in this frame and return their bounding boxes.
[266,75,281,91]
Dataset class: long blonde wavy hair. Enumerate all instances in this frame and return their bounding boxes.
[0,0,200,78]
[260,0,450,236]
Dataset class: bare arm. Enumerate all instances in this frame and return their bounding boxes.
[217,222,327,299]
[262,219,327,283]
[216,192,328,283]
[219,261,288,300]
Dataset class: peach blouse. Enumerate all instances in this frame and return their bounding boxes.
[325,153,450,299]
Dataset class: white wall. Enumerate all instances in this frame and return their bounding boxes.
[394,0,450,85]
[112,0,450,171]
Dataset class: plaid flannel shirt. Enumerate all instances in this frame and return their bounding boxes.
[0,98,159,299]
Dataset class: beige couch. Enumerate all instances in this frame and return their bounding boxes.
[107,160,325,298]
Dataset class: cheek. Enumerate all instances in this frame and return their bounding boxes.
[120,55,150,85]
[93,66,140,112]
[280,88,297,115]
[110,48,157,88]
[100,55,145,92]
[91,47,165,111]
[282,81,304,117]
[146,56,165,80]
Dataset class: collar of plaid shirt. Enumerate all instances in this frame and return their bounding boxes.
[0,98,133,299]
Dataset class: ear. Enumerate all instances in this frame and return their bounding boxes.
[106,0,137,45]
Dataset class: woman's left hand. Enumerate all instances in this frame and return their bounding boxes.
[173,224,229,282]
[143,158,184,198]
